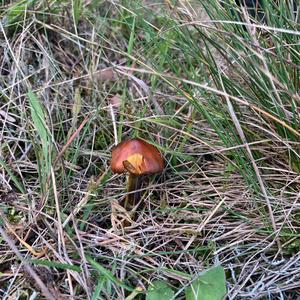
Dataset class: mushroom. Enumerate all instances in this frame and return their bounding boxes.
[111,138,164,211]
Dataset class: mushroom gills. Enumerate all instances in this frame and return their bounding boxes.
[123,153,145,175]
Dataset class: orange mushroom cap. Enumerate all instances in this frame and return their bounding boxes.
[111,138,164,175]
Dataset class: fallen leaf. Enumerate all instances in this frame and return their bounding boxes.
[110,94,122,109]
[92,67,116,81]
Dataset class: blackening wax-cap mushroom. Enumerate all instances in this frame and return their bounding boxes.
[111,138,164,175]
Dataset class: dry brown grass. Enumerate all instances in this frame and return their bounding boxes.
[0,1,299,299]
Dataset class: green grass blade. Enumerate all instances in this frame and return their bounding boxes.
[29,258,81,272]
[0,158,25,193]
[87,256,134,292]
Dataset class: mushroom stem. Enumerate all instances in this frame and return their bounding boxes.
[124,174,141,210]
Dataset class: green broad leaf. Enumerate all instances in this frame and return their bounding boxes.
[147,280,175,300]
[28,90,51,191]
[185,266,226,300]
[28,90,49,152]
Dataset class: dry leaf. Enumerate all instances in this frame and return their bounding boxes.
[93,67,116,81]
[110,94,122,109]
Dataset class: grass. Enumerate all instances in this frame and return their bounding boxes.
[0,0,299,299]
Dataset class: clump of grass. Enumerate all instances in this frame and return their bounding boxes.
[0,0,299,299]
